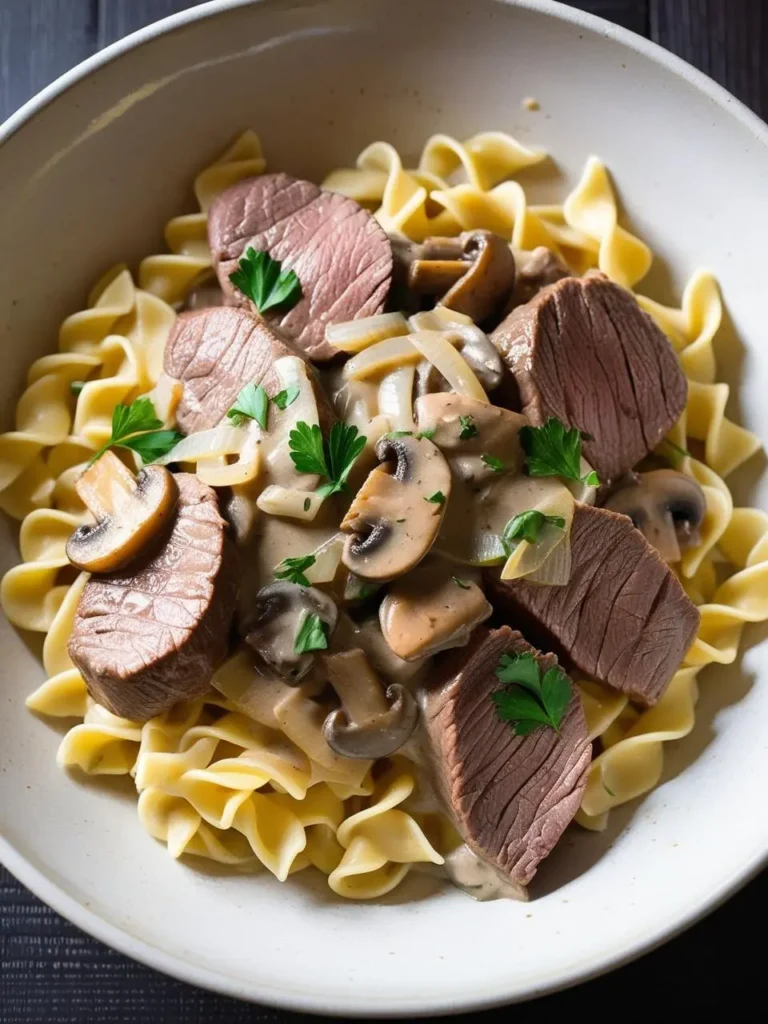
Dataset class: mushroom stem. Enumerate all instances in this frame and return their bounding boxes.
[322,649,390,722]
[76,451,138,519]
[409,259,468,296]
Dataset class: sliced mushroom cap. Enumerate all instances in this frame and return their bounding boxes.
[243,581,338,682]
[66,451,179,573]
[409,230,516,324]
[505,246,571,312]
[340,434,452,582]
[602,469,706,563]
[380,560,493,661]
[321,648,419,758]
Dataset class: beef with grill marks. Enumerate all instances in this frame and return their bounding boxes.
[68,474,239,722]
[420,625,591,895]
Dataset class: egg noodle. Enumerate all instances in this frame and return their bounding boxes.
[0,129,765,894]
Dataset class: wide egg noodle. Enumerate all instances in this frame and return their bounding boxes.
[5,128,768,885]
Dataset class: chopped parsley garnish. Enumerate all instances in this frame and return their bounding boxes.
[294,613,329,654]
[452,576,471,590]
[425,490,446,505]
[272,385,301,410]
[227,382,269,429]
[274,554,316,587]
[289,421,366,499]
[481,453,505,473]
[303,497,311,512]
[419,427,436,441]
[229,247,302,314]
[492,651,572,736]
[70,380,86,397]
[458,415,478,440]
[501,510,566,554]
[385,428,436,441]
[520,418,600,487]
[88,397,183,467]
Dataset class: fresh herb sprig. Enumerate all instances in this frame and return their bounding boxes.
[501,510,566,554]
[294,613,329,654]
[520,418,600,487]
[425,490,446,505]
[272,385,300,410]
[458,415,478,440]
[230,247,302,314]
[275,554,316,587]
[289,421,367,499]
[227,382,269,429]
[89,398,183,467]
[481,453,506,473]
[492,651,572,736]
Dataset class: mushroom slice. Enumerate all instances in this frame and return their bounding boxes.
[340,434,452,582]
[409,230,516,324]
[321,648,418,759]
[380,561,492,661]
[602,469,706,564]
[243,581,338,682]
[66,451,178,573]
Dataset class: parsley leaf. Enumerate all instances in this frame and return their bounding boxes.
[501,510,566,554]
[227,382,269,429]
[229,247,302,314]
[120,430,186,464]
[70,380,86,397]
[481,453,505,473]
[272,385,301,411]
[289,421,366,499]
[419,427,436,441]
[492,651,572,736]
[459,415,478,440]
[274,554,316,587]
[88,397,183,467]
[294,613,329,654]
[520,418,600,487]
[425,490,446,505]
[452,576,471,590]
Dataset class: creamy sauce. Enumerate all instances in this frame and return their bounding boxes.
[443,845,527,902]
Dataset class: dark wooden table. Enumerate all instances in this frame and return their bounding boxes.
[0,1,765,1020]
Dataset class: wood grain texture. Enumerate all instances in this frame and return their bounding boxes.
[651,0,768,117]
[0,1,766,1022]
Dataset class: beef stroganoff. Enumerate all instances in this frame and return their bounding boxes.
[1,129,766,901]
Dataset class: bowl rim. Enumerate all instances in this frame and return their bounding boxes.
[1,0,767,1014]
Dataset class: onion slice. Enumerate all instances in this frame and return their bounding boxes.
[326,312,409,353]
[408,330,488,403]
[378,366,416,431]
[256,485,323,521]
[154,425,246,465]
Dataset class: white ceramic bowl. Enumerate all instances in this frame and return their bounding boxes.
[2,0,767,1014]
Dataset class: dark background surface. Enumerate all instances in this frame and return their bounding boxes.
[0,0,765,1020]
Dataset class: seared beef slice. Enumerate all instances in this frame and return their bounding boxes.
[164,306,297,435]
[491,272,687,480]
[422,626,591,891]
[208,173,393,361]
[69,475,238,721]
[487,505,700,706]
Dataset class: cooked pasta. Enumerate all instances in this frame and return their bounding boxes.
[3,126,766,897]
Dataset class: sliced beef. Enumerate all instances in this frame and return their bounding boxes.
[491,271,687,480]
[421,625,591,893]
[164,305,332,435]
[486,504,700,706]
[208,173,393,361]
[68,474,238,722]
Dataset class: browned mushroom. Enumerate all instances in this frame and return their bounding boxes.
[408,230,516,323]
[504,246,570,311]
[602,469,706,563]
[380,560,492,661]
[321,648,418,758]
[340,433,451,581]
[243,581,338,682]
[66,451,178,573]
